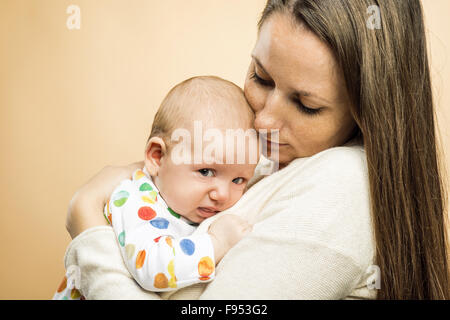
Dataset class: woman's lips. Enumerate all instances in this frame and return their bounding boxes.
[265,139,288,147]
[197,207,219,218]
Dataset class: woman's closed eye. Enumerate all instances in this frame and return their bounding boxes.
[198,168,215,177]
[251,70,322,116]
[291,97,322,116]
[250,71,274,87]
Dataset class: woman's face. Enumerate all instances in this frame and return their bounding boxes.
[244,12,357,167]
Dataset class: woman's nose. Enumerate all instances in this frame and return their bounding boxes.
[254,90,283,132]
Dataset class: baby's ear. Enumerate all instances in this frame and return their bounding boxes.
[144,137,167,176]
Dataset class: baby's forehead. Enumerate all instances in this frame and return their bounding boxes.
[201,152,259,168]
[193,160,258,177]
[168,123,260,165]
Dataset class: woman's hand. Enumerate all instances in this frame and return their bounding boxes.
[66,161,145,239]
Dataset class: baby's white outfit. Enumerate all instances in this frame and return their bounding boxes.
[53,167,215,299]
[106,167,215,291]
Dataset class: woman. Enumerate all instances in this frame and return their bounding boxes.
[65,0,449,299]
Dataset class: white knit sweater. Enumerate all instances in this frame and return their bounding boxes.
[64,141,377,299]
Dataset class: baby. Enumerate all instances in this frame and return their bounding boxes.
[54,76,259,299]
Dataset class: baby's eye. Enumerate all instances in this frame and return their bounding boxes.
[198,168,214,177]
[232,177,245,185]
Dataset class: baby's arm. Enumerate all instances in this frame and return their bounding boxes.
[127,233,216,291]
[207,214,253,263]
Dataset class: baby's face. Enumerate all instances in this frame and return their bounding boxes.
[153,146,258,224]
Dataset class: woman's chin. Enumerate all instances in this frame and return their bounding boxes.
[264,149,292,168]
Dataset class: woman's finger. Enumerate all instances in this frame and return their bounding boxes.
[66,161,145,238]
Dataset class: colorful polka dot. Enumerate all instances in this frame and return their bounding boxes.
[70,288,81,299]
[150,217,169,229]
[113,190,129,207]
[142,190,158,204]
[139,182,153,191]
[198,256,214,281]
[136,250,146,269]
[125,244,135,259]
[154,236,162,243]
[168,277,177,289]
[118,231,125,247]
[154,273,168,289]
[165,237,173,247]
[168,207,181,219]
[104,202,112,225]
[57,276,67,293]
[180,239,195,256]
[168,259,175,275]
[134,170,145,180]
[138,206,156,221]
[168,260,177,288]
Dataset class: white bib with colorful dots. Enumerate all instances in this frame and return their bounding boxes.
[53,167,216,299]
[104,167,216,292]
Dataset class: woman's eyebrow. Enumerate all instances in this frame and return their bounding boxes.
[252,55,270,76]
[252,55,332,106]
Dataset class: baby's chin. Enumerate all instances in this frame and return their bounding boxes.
[183,215,207,226]
[190,216,205,224]
[182,208,220,224]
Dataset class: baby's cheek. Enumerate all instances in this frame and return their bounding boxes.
[174,186,202,211]
[160,187,187,214]
[227,189,245,208]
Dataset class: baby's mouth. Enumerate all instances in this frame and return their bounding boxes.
[197,207,220,218]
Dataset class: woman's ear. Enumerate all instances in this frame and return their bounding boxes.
[144,137,167,177]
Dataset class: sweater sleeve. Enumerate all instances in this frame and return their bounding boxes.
[199,236,363,299]
[64,226,162,300]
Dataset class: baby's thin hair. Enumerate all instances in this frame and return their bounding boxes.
[147,76,254,150]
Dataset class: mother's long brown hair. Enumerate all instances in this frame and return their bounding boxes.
[259,0,449,299]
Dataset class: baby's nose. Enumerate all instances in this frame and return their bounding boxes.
[209,182,230,202]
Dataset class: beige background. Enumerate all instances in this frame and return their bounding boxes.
[0,0,448,299]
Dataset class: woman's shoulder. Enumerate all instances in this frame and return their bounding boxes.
[248,142,366,190]
[253,143,374,269]
[305,137,364,163]
[315,141,365,163]
[268,142,369,205]
[285,142,367,186]
[316,140,365,165]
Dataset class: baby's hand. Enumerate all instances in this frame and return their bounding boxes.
[207,214,252,264]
